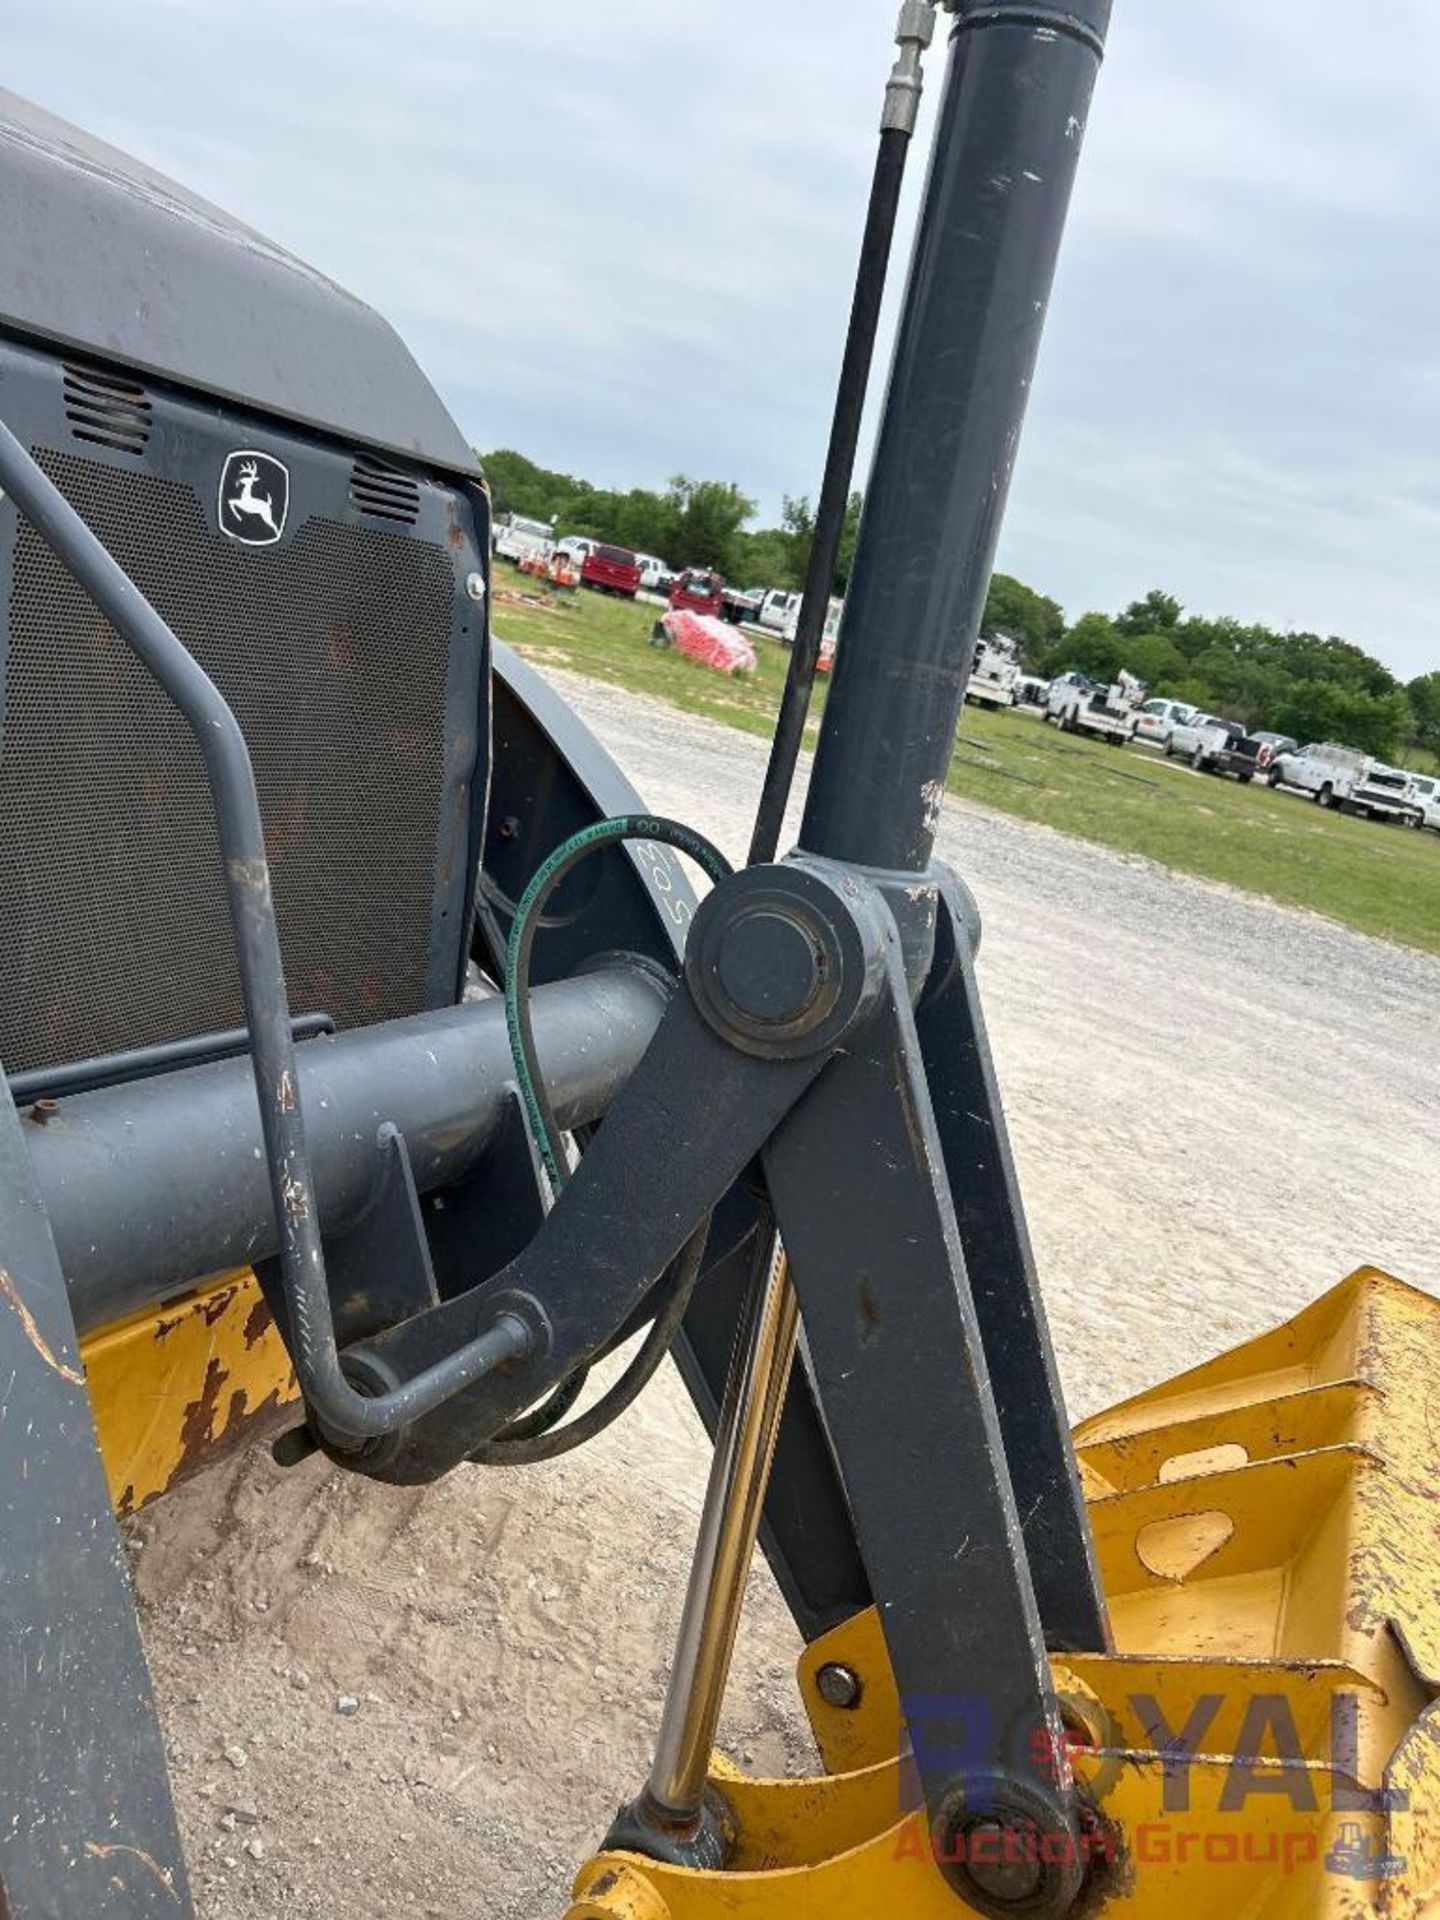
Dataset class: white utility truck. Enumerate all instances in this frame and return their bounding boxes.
[1044,668,1143,743]
[965,633,1021,709]
[1268,742,1424,824]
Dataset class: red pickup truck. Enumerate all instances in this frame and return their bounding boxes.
[581,544,641,598]
[669,568,725,617]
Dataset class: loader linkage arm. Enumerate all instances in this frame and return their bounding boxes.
[342,852,1113,1898]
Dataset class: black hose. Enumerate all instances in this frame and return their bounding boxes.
[470,1217,711,1466]
[748,126,914,867]
[504,816,732,1193]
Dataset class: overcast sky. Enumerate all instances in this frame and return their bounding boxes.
[9,1,1439,679]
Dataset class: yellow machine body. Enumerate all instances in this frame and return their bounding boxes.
[570,1269,1440,1917]
[82,1270,297,1517]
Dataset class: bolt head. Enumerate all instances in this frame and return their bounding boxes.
[932,1784,1087,1918]
[815,1663,862,1711]
[465,570,487,602]
[961,1819,1045,1905]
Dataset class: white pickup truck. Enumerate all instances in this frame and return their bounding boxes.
[759,589,802,635]
[493,513,556,566]
[1044,669,1141,744]
[1268,742,1424,824]
[1133,697,1197,749]
[965,633,1021,709]
[1406,772,1440,831]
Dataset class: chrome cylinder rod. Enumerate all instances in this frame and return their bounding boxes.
[645,1242,800,1821]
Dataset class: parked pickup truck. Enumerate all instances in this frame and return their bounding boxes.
[1406,772,1440,831]
[637,553,677,595]
[1045,670,1140,743]
[493,513,556,566]
[1162,710,1219,759]
[669,568,725,617]
[721,584,766,626]
[759,589,801,635]
[1133,697,1197,749]
[1192,720,1266,781]
[779,594,844,649]
[580,543,641,598]
[966,634,1021,709]
[1267,742,1424,824]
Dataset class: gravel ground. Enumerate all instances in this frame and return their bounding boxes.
[135,671,1439,1918]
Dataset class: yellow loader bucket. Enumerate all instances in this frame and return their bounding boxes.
[571,1269,1440,1917]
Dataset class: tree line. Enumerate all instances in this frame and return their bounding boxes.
[482,447,863,597]
[482,447,1438,765]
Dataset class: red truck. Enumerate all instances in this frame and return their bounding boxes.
[580,543,641,598]
[669,568,725,617]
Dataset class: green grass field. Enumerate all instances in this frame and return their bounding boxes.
[493,564,1440,955]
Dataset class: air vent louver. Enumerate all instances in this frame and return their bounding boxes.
[349,455,421,526]
[63,362,152,454]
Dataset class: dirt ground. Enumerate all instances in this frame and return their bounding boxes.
[133,673,1440,1917]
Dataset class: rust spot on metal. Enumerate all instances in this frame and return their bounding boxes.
[328,620,357,666]
[587,1869,620,1897]
[156,1284,238,1337]
[82,1841,181,1904]
[201,1286,240,1326]
[169,1359,288,1495]
[177,1356,229,1471]
[243,1296,275,1348]
[0,1267,85,1385]
[1072,1797,1135,1916]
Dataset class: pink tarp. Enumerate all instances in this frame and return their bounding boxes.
[662,610,757,676]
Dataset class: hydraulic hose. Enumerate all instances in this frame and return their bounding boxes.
[480,814,732,1460]
[748,7,933,867]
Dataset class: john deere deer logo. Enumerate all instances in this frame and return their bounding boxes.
[218,450,290,546]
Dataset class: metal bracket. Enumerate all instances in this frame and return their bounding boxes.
[261,1121,440,1358]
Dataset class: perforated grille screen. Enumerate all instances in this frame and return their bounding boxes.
[0,448,458,1074]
